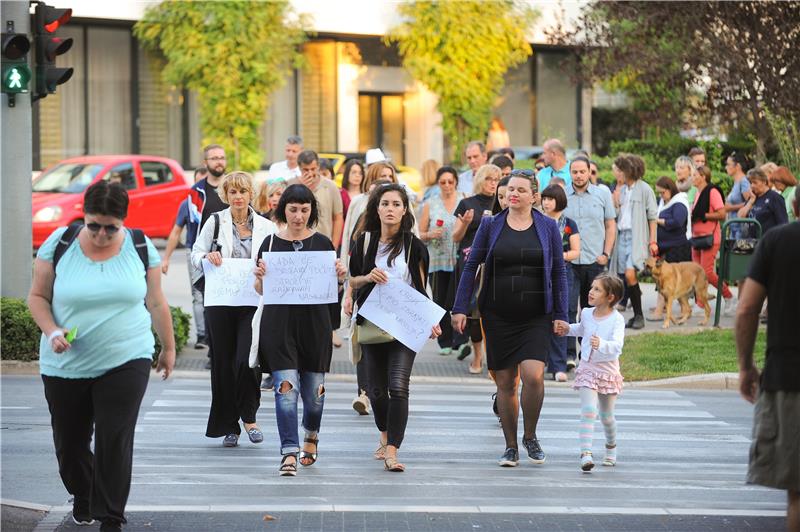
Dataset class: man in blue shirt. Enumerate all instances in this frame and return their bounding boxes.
[162,166,208,351]
[537,139,572,191]
[458,141,488,195]
[563,157,617,367]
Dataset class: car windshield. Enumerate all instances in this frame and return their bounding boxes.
[32,163,104,193]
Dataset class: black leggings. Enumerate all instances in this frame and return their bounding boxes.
[362,340,416,448]
[42,358,151,527]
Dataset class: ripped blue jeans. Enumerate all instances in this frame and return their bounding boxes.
[271,369,325,455]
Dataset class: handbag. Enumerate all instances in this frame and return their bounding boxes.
[356,320,395,344]
[689,234,714,250]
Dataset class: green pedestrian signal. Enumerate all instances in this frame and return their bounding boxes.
[2,31,32,95]
[2,64,31,93]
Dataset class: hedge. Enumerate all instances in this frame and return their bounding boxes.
[0,297,190,362]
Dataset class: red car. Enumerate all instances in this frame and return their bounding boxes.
[32,155,190,247]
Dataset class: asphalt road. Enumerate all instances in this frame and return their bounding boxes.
[0,374,784,531]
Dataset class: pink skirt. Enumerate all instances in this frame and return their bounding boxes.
[573,364,624,395]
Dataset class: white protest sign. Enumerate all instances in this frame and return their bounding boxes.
[202,258,260,307]
[358,277,445,353]
[261,251,338,305]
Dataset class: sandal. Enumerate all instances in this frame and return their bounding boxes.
[299,437,318,467]
[279,453,298,476]
[384,456,405,472]
[374,442,387,460]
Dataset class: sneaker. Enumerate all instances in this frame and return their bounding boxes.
[100,522,122,532]
[554,371,567,382]
[455,343,472,361]
[581,452,595,472]
[723,297,738,316]
[194,336,208,349]
[260,374,274,391]
[491,393,499,416]
[438,347,452,356]
[498,447,519,467]
[625,315,645,330]
[72,499,94,526]
[522,437,546,464]
[566,358,576,371]
[223,433,239,447]
[352,391,370,415]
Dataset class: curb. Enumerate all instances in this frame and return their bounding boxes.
[1,499,52,512]
[627,372,739,390]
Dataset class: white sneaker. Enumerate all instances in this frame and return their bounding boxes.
[723,297,738,316]
[580,452,594,472]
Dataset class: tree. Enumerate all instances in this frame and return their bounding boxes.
[134,1,306,171]
[387,0,536,162]
[552,1,800,160]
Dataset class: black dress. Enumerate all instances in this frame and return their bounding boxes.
[256,233,335,373]
[481,220,552,369]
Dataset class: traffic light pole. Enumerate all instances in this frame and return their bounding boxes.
[1,2,33,298]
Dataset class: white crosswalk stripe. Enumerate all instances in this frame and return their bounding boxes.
[122,378,783,516]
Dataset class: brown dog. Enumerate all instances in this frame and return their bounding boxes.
[644,257,711,328]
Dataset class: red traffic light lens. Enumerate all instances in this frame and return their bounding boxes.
[43,8,72,33]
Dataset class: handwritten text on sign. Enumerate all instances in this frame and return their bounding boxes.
[261,251,338,305]
[358,278,445,352]
[202,258,260,307]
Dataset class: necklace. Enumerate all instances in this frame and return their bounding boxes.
[232,213,249,225]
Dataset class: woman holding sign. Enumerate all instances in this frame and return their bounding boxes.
[452,172,568,468]
[253,184,348,477]
[349,183,441,473]
[191,171,277,448]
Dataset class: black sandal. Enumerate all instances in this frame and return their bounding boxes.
[279,453,298,476]
[299,437,318,467]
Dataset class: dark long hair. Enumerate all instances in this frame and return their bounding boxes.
[341,159,365,190]
[362,183,413,267]
[492,175,511,214]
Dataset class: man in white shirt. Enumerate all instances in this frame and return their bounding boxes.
[267,135,303,181]
[458,141,488,195]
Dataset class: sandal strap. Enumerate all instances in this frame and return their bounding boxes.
[303,437,318,444]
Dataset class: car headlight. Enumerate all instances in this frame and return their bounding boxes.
[33,206,62,222]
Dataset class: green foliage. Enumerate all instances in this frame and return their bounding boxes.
[591,108,642,156]
[0,298,190,362]
[387,0,536,161]
[622,329,766,381]
[593,155,731,195]
[765,110,800,174]
[134,1,307,171]
[1,298,40,361]
[155,306,191,355]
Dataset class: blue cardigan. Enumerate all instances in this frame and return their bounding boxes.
[452,209,568,321]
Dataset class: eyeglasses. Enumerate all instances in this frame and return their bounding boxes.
[510,169,535,177]
[291,240,304,252]
[205,156,226,162]
[86,222,121,235]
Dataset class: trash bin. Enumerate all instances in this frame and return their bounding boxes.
[714,218,762,326]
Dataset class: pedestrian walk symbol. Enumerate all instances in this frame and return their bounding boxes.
[2,64,31,93]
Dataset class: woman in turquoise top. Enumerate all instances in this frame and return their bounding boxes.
[418,166,465,356]
[28,181,175,532]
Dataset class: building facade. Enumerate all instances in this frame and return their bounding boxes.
[35,1,590,171]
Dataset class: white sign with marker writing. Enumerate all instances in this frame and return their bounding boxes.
[261,251,338,305]
[202,258,260,307]
[358,278,445,352]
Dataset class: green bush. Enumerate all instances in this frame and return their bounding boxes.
[0,297,190,362]
[593,155,732,195]
[1,297,41,361]
[609,136,758,173]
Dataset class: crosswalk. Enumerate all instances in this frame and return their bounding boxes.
[118,377,784,516]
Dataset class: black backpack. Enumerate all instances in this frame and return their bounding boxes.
[53,223,149,272]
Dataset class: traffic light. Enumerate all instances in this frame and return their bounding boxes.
[1,23,32,102]
[33,3,73,101]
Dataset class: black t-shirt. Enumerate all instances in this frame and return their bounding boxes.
[200,179,227,230]
[747,221,800,391]
[454,194,495,252]
[484,221,546,319]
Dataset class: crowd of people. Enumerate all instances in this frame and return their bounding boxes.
[27,132,799,530]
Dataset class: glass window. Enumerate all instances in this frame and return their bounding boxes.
[32,163,103,194]
[104,163,137,190]
[140,161,174,187]
[87,27,132,155]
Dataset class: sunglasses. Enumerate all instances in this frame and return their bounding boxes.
[86,222,121,235]
[510,169,535,177]
[291,240,304,252]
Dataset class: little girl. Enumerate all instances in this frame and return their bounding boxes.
[557,273,626,472]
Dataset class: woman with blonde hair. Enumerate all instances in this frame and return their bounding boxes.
[192,171,278,448]
[254,180,288,224]
[420,159,442,202]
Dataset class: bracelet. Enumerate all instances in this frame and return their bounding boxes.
[47,330,64,344]
[601,252,609,258]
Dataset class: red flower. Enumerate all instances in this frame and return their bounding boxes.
[564,226,572,235]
